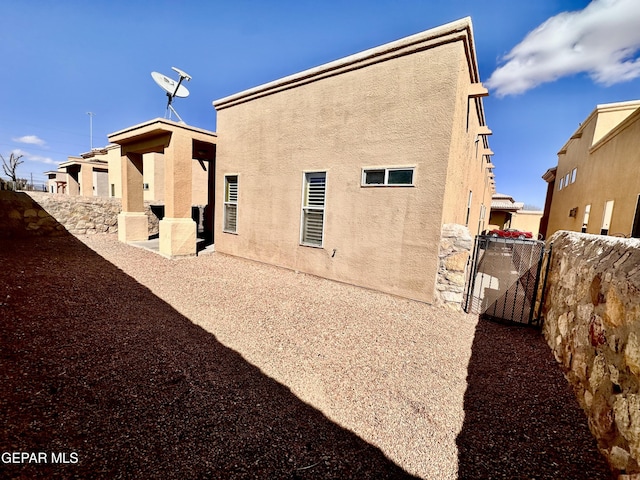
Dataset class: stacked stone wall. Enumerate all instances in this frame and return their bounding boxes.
[0,191,160,237]
[543,230,640,475]
[436,223,472,310]
[0,191,68,237]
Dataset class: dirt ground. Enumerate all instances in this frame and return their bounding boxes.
[0,234,613,479]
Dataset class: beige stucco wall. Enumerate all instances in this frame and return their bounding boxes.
[143,153,164,202]
[213,19,489,304]
[511,210,542,238]
[107,146,122,198]
[546,103,640,238]
[110,149,209,206]
[440,54,493,236]
[191,158,209,206]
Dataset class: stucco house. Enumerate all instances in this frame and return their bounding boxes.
[488,193,542,238]
[48,145,198,203]
[540,100,640,239]
[210,17,494,304]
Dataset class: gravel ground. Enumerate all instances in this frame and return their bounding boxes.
[0,234,613,479]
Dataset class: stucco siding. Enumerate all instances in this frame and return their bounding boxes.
[547,106,640,237]
[441,44,492,236]
[214,38,467,303]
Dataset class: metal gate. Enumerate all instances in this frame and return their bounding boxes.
[463,236,550,326]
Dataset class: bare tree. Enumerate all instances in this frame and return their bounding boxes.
[1,152,24,183]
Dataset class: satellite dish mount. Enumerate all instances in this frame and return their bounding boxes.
[151,67,191,123]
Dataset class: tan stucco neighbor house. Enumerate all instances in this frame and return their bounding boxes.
[107,118,217,259]
[540,100,640,239]
[211,17,494,304]
[488,193,542,238]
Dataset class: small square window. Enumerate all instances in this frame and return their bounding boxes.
[364,170,385,185]
[388,169,413,185]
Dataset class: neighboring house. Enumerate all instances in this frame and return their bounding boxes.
[55,148,110,197]
[488,193,524,231]
[45,170,67,194]
[488,193,542,238]
[540,100,640,239]
[211,17,495,304]
[47,144,209,205]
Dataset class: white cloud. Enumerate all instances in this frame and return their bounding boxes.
[487,0,640,96]
[11,148,59,165]
[12,135,46,146]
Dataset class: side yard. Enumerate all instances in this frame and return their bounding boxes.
[0,233,611,478]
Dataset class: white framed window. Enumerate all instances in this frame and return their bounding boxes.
[301,172,326,247]
[143,183,149,191]
[362,167,414,186]
[223,175,238,233]
[582,204,591,233]
[558,176,564,190]
[465,190,473,226]
[571,167,577,183]
[601,200,614,235]
[565,173,570,187]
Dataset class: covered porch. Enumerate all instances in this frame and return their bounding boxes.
[108,118,217,259]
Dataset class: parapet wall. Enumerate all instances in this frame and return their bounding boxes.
[543,231,640,475]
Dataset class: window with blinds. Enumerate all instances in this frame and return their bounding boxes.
[301,172,326,247]
[224,175,238,233]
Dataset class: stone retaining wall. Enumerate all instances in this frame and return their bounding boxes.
[0,191,68,237]
[436,223,473,310]
[0,191,161,237]
[542,231,640,476]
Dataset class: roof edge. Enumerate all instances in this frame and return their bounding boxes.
[213,17,477,110]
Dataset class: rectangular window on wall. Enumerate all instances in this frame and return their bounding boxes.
[571,168,577,183]
[301,172,326,247]
[465,191,473,226]
[362,167,414,186]
[582,204,591,233]
[224,175,238,233]
[601,200,614,235]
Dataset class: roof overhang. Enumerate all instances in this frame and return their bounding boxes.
[542,167,557,183]
[108,118,217,157]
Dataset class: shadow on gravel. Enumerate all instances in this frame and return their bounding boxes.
[456,319,614,479]
[0,235,418,479]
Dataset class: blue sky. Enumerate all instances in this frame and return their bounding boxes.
[2,0,640,208]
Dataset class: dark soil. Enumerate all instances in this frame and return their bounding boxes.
[457,320,615,479]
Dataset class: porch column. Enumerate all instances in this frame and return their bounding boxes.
[80,164,94,197]
[159,134,196,258]
[117,151,147,242]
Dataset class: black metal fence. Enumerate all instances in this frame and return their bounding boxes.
[464,235,551,326]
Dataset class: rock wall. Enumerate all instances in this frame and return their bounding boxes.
[22,192,159,236]
[436,223,473,310]
[543,230,640,475]
[0,191,68,237]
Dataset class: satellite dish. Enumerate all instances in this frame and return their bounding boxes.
[151,66,192,123]
[151,72,190,98]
